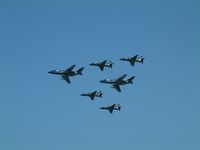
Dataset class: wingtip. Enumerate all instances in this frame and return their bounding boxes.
[100,67,104,71]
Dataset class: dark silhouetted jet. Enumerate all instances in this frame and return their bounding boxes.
[100,104,121,114]
[120,54,145,67]
[90,60,113,71]
[100,74,135,92]
[48,65,84,84]
[81,90,103,101]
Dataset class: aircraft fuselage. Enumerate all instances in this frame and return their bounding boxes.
[100,79,129,85]
[90,63,112,67]
[48,70,76,76]
[100,104,121,113]
[120,57,132,61]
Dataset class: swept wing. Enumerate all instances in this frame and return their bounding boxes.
[66,64,76,72]
[62,75,71,84]
[116,74,127,82]
[113,84,121,92]
[99,60,107,71]
[130,55,138,66]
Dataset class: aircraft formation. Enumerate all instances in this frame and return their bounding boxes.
[48,54,145,114]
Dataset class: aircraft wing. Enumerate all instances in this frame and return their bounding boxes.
[90,95,95,100]
[108,108,113,114]
[108,104,116,113]
[116,74,127,81]
[99,60,107,71]
[90,91,97,100]
[99,65,104,71]
[130,55,138,66]
[102,60,107,65]
[113,84,121,92]
[62,75,71,84]
[66,64,76,71]
[130,61,135,66]
[133,55,138,60]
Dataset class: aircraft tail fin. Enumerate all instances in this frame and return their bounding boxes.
[141,57,144,63]
[99,92,103,97]
[106,61,113,68]
[109,62,113,68]
[118,105,121,111]
[76,67,84,75]
[128,76,135,84]
[138,56,145,63]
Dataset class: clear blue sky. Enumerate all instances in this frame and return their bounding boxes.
[1,0,200,150]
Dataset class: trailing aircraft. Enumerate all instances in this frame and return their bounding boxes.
[100,74,135,92]
[120,54,145,67]
[100,104,121,114]
[81,90,103,101]
[48,65,84,84]
[89,60,113,71]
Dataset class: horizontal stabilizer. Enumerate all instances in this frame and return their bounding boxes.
[128,76,135,84]
[76,67,84,75]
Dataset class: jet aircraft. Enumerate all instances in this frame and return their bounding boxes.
[100,74,135,92]
[120,54,145,67]
[48,65,84,84]
[89,60,113,71]
[81,90,103,100]
[100,104,121,114]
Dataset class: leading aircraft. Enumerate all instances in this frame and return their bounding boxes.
[48,65,84,84]
[81,90,103,101]
[100,74,135,92]
[100,104,121,114]
[89,60,113,71]
[120,54,145,67]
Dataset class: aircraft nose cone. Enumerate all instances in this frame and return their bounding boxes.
[99,80,105,83]
[89,63,95,66]
[48,70,54,74]
[99,107,105,109]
